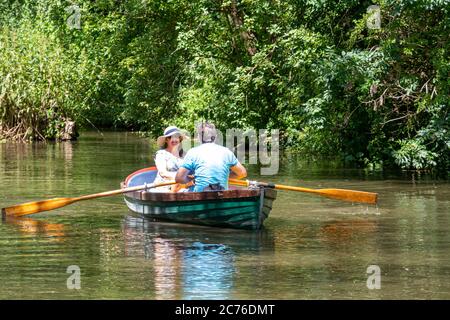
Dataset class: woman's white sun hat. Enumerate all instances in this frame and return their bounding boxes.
[157,126,188,148]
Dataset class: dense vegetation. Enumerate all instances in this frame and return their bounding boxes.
[0,0,448,171]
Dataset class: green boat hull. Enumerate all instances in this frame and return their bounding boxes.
[122,167,277,230]
[124,194,271,230]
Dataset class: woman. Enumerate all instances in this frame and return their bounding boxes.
[152,126,187,192]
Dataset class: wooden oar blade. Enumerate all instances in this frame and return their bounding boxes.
[2,197,74,218]
[230,179,378,205]
[1,182,177,218]
[318,189,378,204]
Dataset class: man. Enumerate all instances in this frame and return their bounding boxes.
[175,122,247,191]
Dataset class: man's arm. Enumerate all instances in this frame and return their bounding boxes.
[175,167,192,184]
[229,162,247,179]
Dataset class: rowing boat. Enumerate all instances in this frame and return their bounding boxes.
[121,167,277,230]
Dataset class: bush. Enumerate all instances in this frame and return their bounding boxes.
[0,18,92,140]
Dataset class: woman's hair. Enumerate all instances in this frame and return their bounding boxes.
[162,135,184,157]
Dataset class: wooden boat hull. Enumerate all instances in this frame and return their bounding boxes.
[122,167,277,230]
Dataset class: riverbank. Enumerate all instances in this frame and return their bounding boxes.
[1,1,448,171]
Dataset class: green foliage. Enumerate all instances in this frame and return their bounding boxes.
[0,0,448,171]
[0,15,92,140]
[393,139,438,170]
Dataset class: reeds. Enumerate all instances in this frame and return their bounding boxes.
[0,21,88,141]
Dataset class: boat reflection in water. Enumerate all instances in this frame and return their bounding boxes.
[122,215,274,299]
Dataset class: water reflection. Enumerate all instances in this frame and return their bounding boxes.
[152,238,180,299]
[122,215,274,299]
[0,141,76,199]
[59,141,74,162]
[319,219,378,244]
[182,242,234,299]
[2,217,65,240]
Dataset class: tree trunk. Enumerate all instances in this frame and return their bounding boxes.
[226,0,257,57]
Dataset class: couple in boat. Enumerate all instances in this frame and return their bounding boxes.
[152,122,247,193]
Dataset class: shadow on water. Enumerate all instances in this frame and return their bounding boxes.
[122,215,275,299]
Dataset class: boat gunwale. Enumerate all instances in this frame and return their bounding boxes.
[124,166,157,186]
[122,185,261,203]
[122,166,276,204]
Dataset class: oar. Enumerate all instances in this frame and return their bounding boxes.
[2,181,177,218]
[229,178,378,204]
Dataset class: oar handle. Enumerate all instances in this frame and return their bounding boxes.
[228,179,276,189]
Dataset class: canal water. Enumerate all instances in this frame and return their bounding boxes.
[0,132,449,299]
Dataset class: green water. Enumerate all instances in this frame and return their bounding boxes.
[1,132,449,299]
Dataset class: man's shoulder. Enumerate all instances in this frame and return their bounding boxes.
[186,143,234,156]
[186,143,221,152]
[210,143,231,151]
[184,145,201,155]
[217,144,235,156]
[201,143,233,155]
